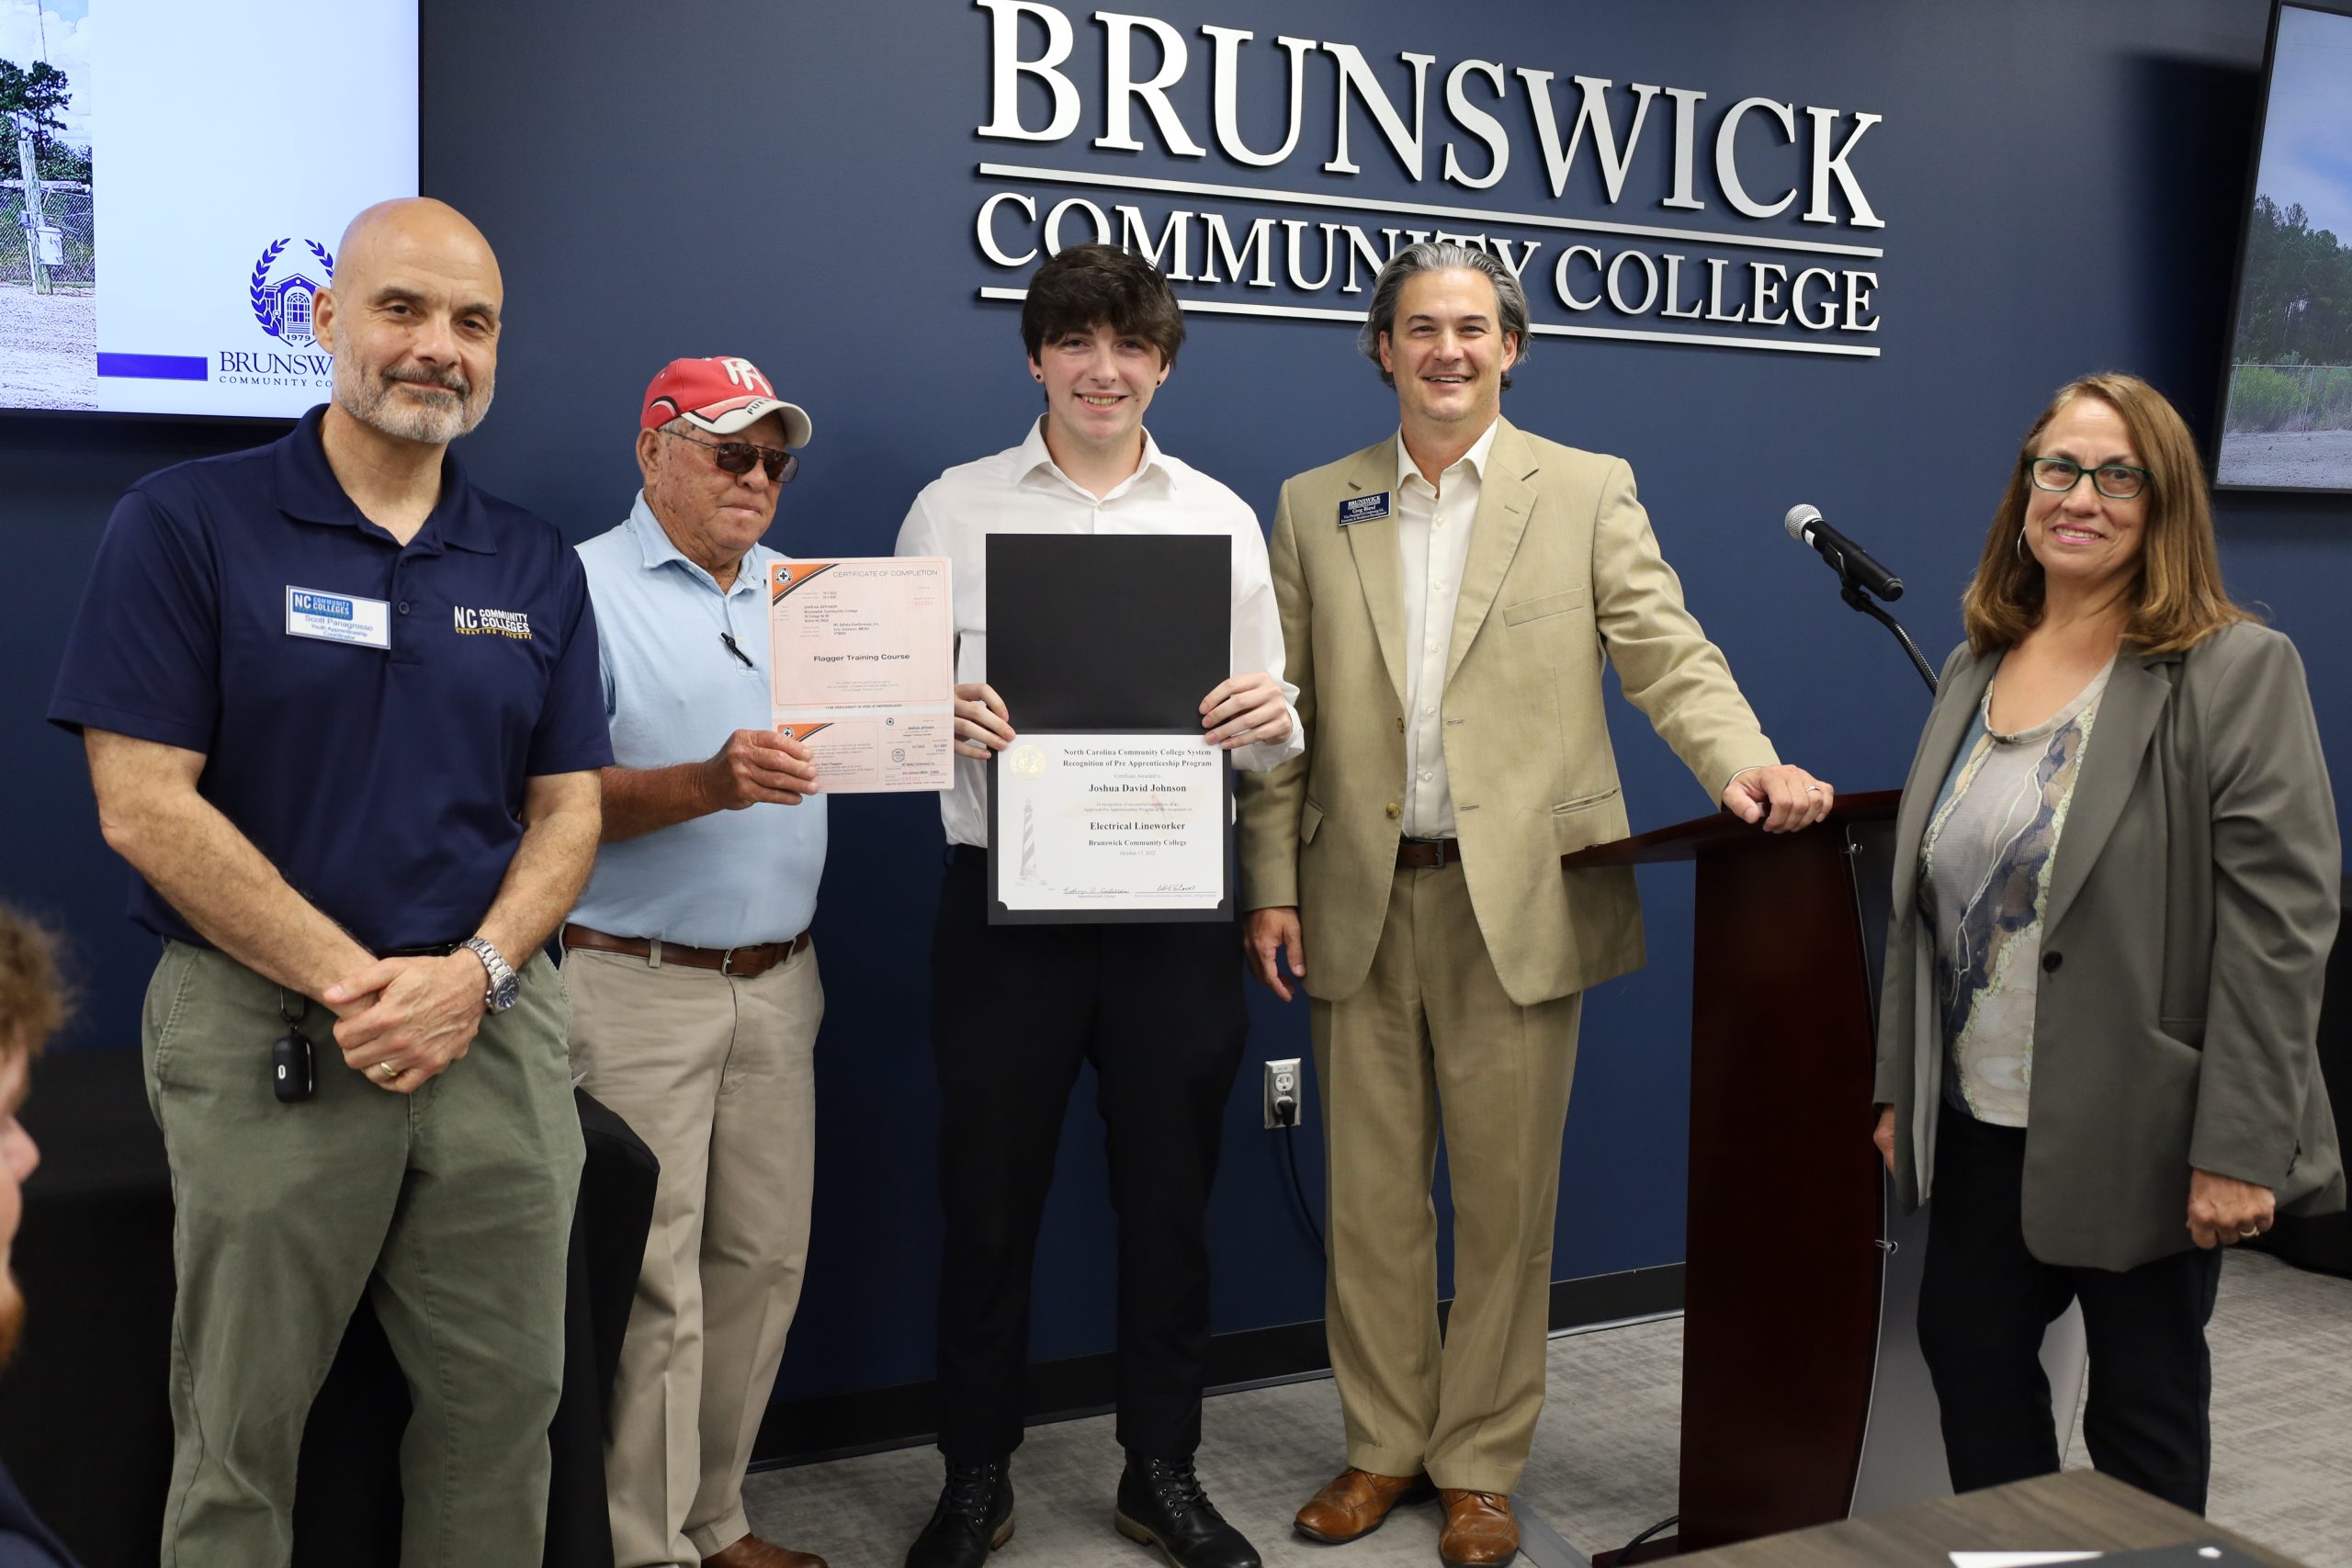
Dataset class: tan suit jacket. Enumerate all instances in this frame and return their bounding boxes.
[1874,625,2346,1271]
[1237,419,1779,1007]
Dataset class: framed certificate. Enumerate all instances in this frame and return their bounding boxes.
[987,731,1236,923]
[980,534,1237,923]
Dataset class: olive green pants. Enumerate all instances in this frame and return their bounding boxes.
[141,941,583,1568]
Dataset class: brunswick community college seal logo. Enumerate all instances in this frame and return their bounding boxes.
[249,239,336,349]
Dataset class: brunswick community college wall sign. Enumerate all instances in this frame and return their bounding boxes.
[969,2,1888,357]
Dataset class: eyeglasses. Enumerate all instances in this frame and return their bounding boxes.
[2028,457,2149,501]
[662,427,799,484]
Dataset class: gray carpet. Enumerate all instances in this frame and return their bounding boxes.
[742,1250,2349,1567]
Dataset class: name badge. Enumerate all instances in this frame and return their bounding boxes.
[1339,492,1391,526]
[285,586,393,649]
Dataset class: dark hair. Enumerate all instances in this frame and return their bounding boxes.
[1020,244,1186,370]
[1962,372,2252,656]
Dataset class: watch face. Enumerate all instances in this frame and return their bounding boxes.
[492,975,521,1010]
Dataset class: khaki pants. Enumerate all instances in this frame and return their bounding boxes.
[141,941,582,1568]
[564,941,822,1568]
[1311,863,1583,1495]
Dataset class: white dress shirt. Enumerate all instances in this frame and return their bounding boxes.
[895,417,1304,848]
[1396,418,1498,840]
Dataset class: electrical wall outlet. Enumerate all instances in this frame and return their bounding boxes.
[1263,1057,1302,1129]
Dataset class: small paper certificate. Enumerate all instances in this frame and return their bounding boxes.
[769,557,954,793]
[988,732,1234,922]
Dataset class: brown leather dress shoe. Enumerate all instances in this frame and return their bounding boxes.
[1436,1491,1518,1568]
[1294,1467,1436,1543]
[702,1531,830,1568]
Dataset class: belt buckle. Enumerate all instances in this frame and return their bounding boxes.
[719,945,745,977]
[1431,840,1453,868]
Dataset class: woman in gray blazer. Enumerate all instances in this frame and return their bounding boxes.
[1871,372,2344,1514]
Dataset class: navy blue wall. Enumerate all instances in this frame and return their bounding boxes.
[4,0,2340,1406]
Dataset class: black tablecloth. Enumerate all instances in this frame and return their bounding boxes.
[0,1047,656,1568]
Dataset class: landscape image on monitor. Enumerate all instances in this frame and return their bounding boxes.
[1,0,94,412]
[2216,4,2352,491]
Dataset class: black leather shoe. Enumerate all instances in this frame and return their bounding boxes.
[1114,1453,1261,1568]
[905,1458,1015,1568]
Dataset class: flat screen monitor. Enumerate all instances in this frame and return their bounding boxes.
[2212,1,2352,494]
[2,0,417,419]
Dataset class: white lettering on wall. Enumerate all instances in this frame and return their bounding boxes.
[1201,27,1313,167]
[968,2,1892,357]
[977,0,1081,141]
[1715,96,1799,219]
[1322,43,1436,179]
[1442,61,1511,191]
[1517,73,1661,204]
[1094,11,1206,155]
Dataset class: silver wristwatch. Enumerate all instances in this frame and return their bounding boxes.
[461,936,520,1013]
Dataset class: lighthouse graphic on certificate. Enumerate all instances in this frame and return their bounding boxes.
[1010,743,1046,886]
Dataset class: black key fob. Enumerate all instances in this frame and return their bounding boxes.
[272,1031,314,1103]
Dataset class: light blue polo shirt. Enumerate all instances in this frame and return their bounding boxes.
[568,493,826,948]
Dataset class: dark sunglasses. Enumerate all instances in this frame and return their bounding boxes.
[662,427,799,483]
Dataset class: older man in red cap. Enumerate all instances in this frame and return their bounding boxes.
[564,356,828,1568]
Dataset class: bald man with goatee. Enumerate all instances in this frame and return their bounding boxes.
[48,197,612,1566]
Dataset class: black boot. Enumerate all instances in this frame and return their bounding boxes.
[1114,1453,1261,1568]
[905,1458,1015,1568]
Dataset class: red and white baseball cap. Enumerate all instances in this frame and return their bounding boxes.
[640,355,813,449]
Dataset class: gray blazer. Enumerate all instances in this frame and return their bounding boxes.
[1874,622,2346,1271]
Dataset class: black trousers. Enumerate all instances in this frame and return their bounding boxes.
[929,847,1248,1462]
[1917,1109,2225,1513]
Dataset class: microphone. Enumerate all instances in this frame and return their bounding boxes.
[1784,504,1904,602]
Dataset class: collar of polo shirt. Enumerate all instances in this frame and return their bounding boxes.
[624,491,763,595]
[272,407,498,553]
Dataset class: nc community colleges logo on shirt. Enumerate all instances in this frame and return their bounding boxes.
[453,604,534,640]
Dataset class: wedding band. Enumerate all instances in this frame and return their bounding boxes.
[2238,1227,2259,1239]
[1806,785,1821,794]
[376,1062,401,1082]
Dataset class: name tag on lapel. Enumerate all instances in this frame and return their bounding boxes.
[1339,492,1391,526]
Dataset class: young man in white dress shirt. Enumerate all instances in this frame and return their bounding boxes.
[893,245,1300,1568]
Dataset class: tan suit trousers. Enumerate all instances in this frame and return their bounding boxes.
[564,941,823,1568]
[1312,862,1582,1495]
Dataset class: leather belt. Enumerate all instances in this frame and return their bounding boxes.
[1396,838,1462,870]
[561,923,809,979]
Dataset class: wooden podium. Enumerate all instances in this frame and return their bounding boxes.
[1565,790,1904,1561]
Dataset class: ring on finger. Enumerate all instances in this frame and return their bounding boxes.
[376,1061,402,1083]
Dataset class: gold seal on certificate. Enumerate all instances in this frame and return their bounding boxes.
[989,732,1232,922]
[769,557,955,793]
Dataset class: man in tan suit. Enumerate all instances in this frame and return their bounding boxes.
[1237,243,1831,1567]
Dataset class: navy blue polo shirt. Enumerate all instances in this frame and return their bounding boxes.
[48,405,613,954]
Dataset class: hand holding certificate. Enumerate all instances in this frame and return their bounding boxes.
[769,557,955,792]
